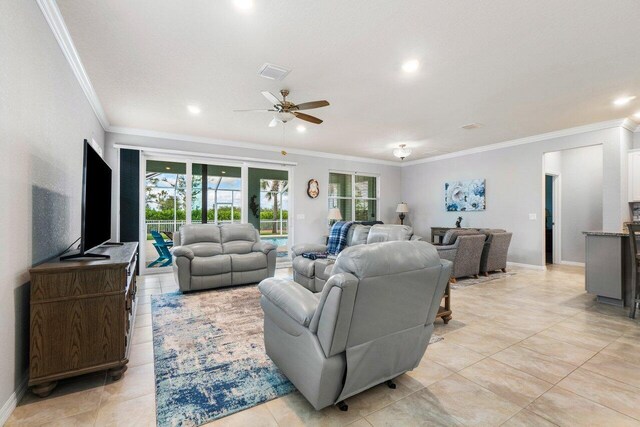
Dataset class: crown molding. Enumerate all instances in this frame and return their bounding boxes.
[107,126,402,167]
[37,0,110,130]
[621,117,639,132]
[401,118,631,167]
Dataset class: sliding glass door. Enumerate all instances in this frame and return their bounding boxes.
[144,160,186,270]
[249,168,290,268]
[191,163,242,225]
[140,155,292,274]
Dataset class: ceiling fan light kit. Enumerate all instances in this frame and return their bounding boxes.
[235,89,330,127]
[393,144,412,160]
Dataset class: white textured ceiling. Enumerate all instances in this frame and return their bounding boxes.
[58,0,640,161]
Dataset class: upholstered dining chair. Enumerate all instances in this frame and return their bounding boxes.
[627,223,640,319]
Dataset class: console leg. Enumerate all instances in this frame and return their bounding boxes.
[108,364,128,381]
[337,401,348,411]
[32,381,57,398]
[386,380,397,389]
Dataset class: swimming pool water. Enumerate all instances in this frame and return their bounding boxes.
[261,237,288,247]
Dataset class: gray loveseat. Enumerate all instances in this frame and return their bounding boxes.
[291,224,419,292]
[172,223,276,292]
[259,240,451,410]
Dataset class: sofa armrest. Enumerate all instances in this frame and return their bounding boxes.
[436,247,457,262]
[259,278,319,327]
[410,235,423,241]
[291,243,328,257]
[253,241,276,254]
[172,245,194,260]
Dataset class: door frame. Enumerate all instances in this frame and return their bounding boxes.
[138,151,295,275]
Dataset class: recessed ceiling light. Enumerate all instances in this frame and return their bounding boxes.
[613,96,636,106]
[165,167,171,170]
[221,171,226,174]
[296,125,306,133]
[633,111,640,119]
[187,105,201,114]
[401,59,420,73]
[233,0,253,11]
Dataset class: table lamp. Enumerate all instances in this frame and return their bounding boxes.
[328,208,342,225]
[396,203,409,225]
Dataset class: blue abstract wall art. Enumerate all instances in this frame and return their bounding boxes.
[445,179,486,211]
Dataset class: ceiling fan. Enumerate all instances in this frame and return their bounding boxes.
[234,89,329,127]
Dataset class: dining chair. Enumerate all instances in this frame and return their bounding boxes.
[627,223,640,319]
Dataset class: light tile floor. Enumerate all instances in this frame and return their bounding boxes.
[7,265,640,426]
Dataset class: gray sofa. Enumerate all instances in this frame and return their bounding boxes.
[291,224,419,292]
[259,240,451,410]
[434,229,487,281]
[171,223,276,292]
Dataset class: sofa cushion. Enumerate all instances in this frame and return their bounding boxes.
[230,252,267,272]
[191,254,231,276]
[186,242,223,257]
[180,224,221,245]
[315,259,334,281]
[221,224,257,254]
[349,225,371,246]
[293,256,315,278]
[366,224,413,244]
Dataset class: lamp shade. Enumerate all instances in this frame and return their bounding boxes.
[396,203,409,213]
[327,208,342,220]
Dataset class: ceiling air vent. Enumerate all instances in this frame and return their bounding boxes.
[258,63,291,81]
[461,123,483,130]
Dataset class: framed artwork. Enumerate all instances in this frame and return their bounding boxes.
[445,179,486,211]
[307,179,319,198]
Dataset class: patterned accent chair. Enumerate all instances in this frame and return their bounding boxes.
[434,229,486,282]
[479,229,513,275]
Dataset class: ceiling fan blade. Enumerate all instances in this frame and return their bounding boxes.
[293,112,323,124]
[268,117,278,127]
[295,100,330,110]
[233,109,276,112]
[261,91,281,106]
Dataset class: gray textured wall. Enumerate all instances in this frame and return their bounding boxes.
[559,145,603,264]
[104,132,403,247]
[401,127,627,266]
[0,0,105,409]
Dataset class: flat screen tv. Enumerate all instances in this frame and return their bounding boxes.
[61,140,112,260]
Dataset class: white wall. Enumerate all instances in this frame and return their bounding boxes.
[401,126,626,266]
[634,130,640,149]
[0,0,106,417]
[558,145,603,264]
[104,132,402,246]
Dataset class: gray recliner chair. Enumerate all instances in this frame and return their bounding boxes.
[291,224,420,292]
[259,241,451,410]
[172,223,276,291]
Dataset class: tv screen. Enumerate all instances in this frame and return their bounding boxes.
[82,140,112,253]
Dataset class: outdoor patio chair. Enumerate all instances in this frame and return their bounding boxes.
[149,230,173,267]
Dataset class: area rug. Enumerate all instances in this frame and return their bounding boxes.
[151,285,295,427]
[451,271,516,289]
[151,284,443,426]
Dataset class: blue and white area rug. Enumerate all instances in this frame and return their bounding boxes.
[151,285,296,426]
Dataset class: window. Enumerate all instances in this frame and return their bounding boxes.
[328,172,378,222]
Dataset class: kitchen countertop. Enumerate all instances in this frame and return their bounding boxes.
[582,231,629,237]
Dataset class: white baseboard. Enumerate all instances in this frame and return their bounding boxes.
[507,262,547,271]
[559,260,585,267]
[0,375,28,426]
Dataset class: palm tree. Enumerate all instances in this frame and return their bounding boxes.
[261,180,281,234]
